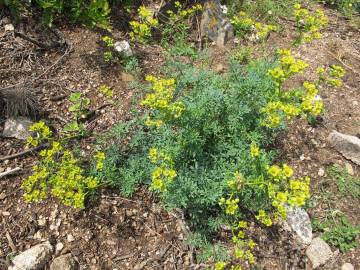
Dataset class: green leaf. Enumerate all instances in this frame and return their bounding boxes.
[69,92,82,102]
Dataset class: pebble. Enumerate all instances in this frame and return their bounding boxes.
[318,168,325,177]
[345,163,354,176]
[2,211,10,216]
[67,234,75,242]
[55,242,64,252]
[0,193,6,200]
[4,24,14,32]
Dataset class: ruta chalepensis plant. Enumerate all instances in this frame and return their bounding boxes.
[22,121,102,208]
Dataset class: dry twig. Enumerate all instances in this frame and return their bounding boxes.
[0,167,21,179]
[0,143,48,162]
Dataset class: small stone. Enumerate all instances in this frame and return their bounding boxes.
[341,263,354,270]
[300,154,305,161]
[56,242,64,252]
[114,40,133,57]
[318,168,325,177]
[2,117,34,140]
[0,193,6,200]
[8,241,53,270]
[33,231,43,240]
[4,24,14,32]
[345,163,354,176]
[50,254,78,270]
[306,237,333,269]
[67,234,75,242]
[2,211,10,216]
[121,72,134,83]
[38,216,47,226]
[328,131,360,165]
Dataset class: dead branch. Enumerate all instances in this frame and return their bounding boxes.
[0,143,48,162]
[0,167,21,179]
[14,31,54,50]
[5,231,17,253]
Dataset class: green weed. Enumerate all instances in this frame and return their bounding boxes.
[314,213,360,253]
[327,165,360,199]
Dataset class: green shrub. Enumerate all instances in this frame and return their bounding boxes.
[320,0,360,18]
[97,59,281,231]
[1,0,112,28]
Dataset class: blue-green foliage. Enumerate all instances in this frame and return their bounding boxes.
[98,59,280,232]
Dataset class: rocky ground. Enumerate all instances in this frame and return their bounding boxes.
[0,2,359,270]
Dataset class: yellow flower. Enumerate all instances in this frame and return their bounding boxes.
[268,165,281,179]
[250,142,260,157]
[282,164,294,178]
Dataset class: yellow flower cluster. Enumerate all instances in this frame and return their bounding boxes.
[101,36,114,47]
[267,164,310,219]
[22,140,99,208]
[268,49,308,88]
[50,150,99,208]
[261,101,301,128]
[167,1,202,22]
[300,81,323,116]
[27,121,52,147]
[231,11,276,41]
[327,65,346,87]
[130,6,159,43]
[95,151,106,170]
[99,85,113,99]
[219,197,239,215]
[255,209,273,226]
[148,148,177,192]
[294,4,328,44]
[141,75,185,127]
[261,49,335,128]
[250,142,260,158]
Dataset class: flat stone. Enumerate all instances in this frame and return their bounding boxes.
[2,117,34,140]
[9,241,53,270]
[341,263,354,270]
[50,254,78,270]
[285,206,312,245]
[121,72,134,83]
[306,237,333,269]
[200,0,234,46]
[328,130,360,165]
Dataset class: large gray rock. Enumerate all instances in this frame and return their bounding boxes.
[285,206,312,245]
[8,241,53,270]
[200,0,234,46]
[328,130,360,165]
[306,237,333,269]
[2,117,34,140]
[50,254,78,270]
